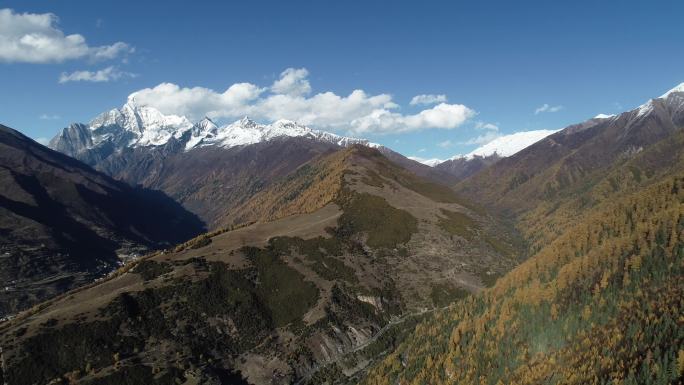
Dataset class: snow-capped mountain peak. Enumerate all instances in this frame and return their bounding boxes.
[237,116,260,129]
[185,117,219,150]
[88,102,193,147]
[195,117,218,130]
[413,129,559,167]
[633,82,684,119]
[458,129,559,160]
[51,102,385,157]
[193,117,378,150]
[658,82,684,99]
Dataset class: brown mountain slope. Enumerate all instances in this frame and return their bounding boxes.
[362,137,684,385]
[356,87,684,385]
[459,92,683,211]
[0,124,204,317]
[50,117,454,231]
[457,89,684,249]
[361,144,684,385]
[0,146,520,385]
[92,137,341,228]
[433,154,501,181]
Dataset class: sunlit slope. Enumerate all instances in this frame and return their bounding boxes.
[361,161,684,385]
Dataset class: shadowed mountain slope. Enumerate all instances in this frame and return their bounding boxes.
[0,124,204,316]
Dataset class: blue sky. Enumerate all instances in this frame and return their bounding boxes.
[1,0,683,160]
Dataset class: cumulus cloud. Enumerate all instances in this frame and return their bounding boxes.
[59,66,135,83]
[410,94,448,106]
[270,67,311,96]
[534,103,564,115]
[127,68,476,135]
[129,82,265,118]
[0,8,133,63]
[349,103,475,135]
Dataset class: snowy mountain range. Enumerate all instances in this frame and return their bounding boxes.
[414,82,684,168]
[49,82,684,179]
[409,129,558,167]
[49,100,381,158]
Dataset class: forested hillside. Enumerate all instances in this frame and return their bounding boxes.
[0,146,518,385]
[359,104,684,385]
[362,163,684,385]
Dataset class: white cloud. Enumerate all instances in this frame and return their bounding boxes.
[39,113,60,120]
[90,41,133,61]
[59,66,135,83]
[409,94,447,106]
[474,121,499,131]
[127,68,476,135]
[438,140,453,148]
[0,8,133,63]
[270,68,311,96]
[129,82,265,118]
[534,103,564,115]
[350,103,475,135]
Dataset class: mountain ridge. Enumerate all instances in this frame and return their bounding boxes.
[0,144,520,385]
[47,102,455,229]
